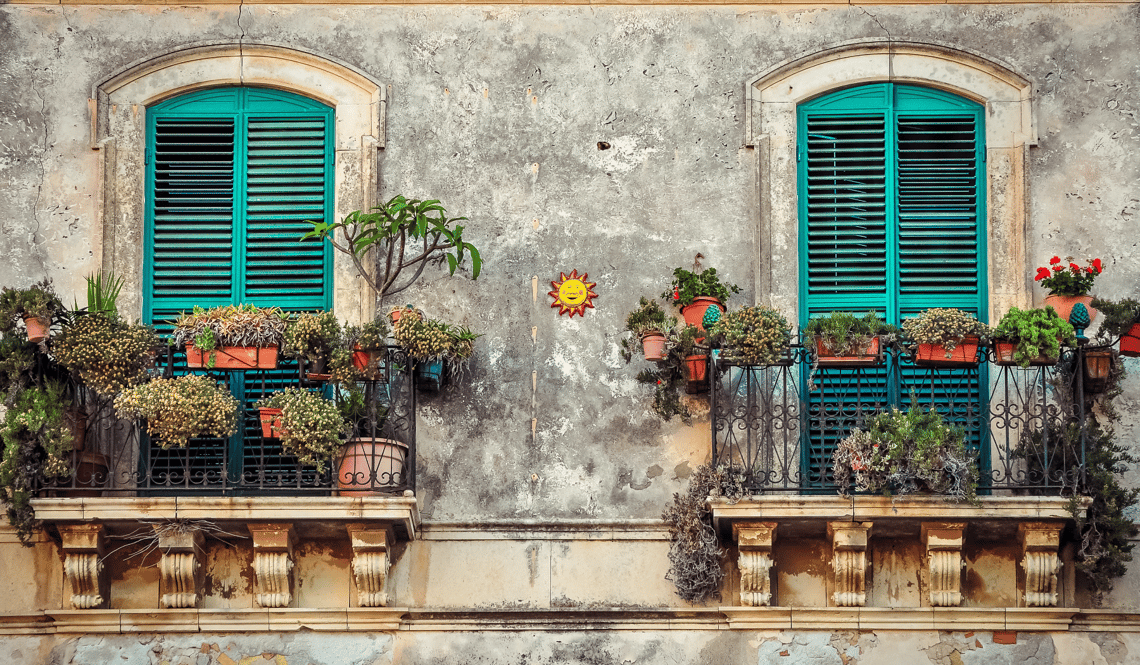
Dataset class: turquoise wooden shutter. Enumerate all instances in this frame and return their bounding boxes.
[143,87,333,488]
[798,84,987,490]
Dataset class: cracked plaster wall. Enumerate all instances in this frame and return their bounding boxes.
[0,629,1137,665]
[0,4,1137,527]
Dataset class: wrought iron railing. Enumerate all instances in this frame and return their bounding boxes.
[711,340,1097,495]
[37,346,416,497]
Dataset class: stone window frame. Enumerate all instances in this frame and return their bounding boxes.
[747,41,1035,323]
[91,42,385,324]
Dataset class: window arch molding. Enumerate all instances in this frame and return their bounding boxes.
[746,41,1035,322]
[91,42,386,323]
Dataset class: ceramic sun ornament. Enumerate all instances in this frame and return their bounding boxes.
[549,270,598,317]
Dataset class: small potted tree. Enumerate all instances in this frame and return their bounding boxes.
[990,307,1076,367]
[832,398,977,501]
[254,388,346,472]
[902,308,989,366]
[1092,297,1140,357]
[707,306,793,367]
[114,374,239,449]
[1034,255,1103,321]
[622,297,672,362]
[661,266,741,335]
[172,304,288,369]
[344,318,392,381]
[0,279,67,343]
[283,311,343,382]
[804,311,895,367]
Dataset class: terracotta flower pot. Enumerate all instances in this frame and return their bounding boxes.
[815,336,881,367]
[352,346,387,380]
[641,331,667,361]
[1044,295,1097,323]
[680,297,724,334]
[336,438,408,495]
[23,316,49,343]
[993,340,1058,367]
[185,344,278,370]
[1120,323,1140,358]
[259,407,284,439]
[915,338,980,367]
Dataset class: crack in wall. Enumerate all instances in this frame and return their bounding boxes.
[857,6,894,80]
[237,0,246,84]
[29,70,50,276]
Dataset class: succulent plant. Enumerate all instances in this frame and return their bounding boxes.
[707,306,792,366]
[54,313,160,396]
[283,311,343,363]
[392,309,479,364]
[991,307,1075,367]
[255,388,346,472]
[114,375,238,449]
[901,308,989,354]
[171,304,288,350]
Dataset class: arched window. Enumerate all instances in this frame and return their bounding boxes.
[144,86,334,324]
[797,83,987,489]
[142,86,334,487]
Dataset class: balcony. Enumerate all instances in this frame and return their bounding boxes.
[706,340,1105,610]
[710,341,1095,496]
[35,346,417,498]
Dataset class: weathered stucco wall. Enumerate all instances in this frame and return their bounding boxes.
[2,628,1140,665]
[1,3,1136,525]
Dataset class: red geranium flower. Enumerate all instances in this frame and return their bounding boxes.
[1050,256,1061,265]
[1035,267,1051,281]
[1053,264,1064,271]
[1092,258,1103,273]
[1070,263,1081,272]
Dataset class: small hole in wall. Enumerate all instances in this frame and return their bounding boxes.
[597,141,611,150]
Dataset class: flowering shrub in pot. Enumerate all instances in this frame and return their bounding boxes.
[706,306,792,366]
[621,297,672,362]
[392,309,479,391]
[283,311,343,381]
[172,304,288,369]
[54,313,161,396]
[902,308,989,365]
[1035,255,1103,321]
[254,388,346,472]
[832,397,978,501]
[114,374,238,449]
[661,266,740,333]
[0,279,67,343]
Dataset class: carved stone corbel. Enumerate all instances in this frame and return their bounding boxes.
[59,524,107,609]
[248,523,295,608]
[1020,522,1063,607]
[156,527,203,608]
[922,522,966,607]
[734,522,777,606]
[347,523,392,607]
[829,521,872,607]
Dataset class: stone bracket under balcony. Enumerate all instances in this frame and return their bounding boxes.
[711,495,1084,610]
[31,495,420,610]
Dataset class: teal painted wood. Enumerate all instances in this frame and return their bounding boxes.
[142,87,334,483]
[797,83,989,490]
[144,87,333,325]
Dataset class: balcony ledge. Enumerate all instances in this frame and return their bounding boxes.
[30,495,421,540]
[710,495,1085,539]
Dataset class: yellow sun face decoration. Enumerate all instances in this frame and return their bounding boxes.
[549,270,598,318]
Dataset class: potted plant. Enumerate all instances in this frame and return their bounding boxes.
[902,308,989,366]
[114,374,238,449]
[622,297,672,362]
[392,309,479,392]
[804,311,895,366]
[1034,255,1103,321]
[0,279,67,343]
[301,195,482,303]
[0,382,75,544]
[1092,297,1140,357]
[344,317,392,381]
[661,266,741,334]
[670,324,708,390]
[53,312,161,396]
[707,306,793,366]
[254,388,346,472]
[332,382,405,494]
[172,304,288,369]
[990,307,1076,367]
[283,311,343,381]
[832,397,978,501]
